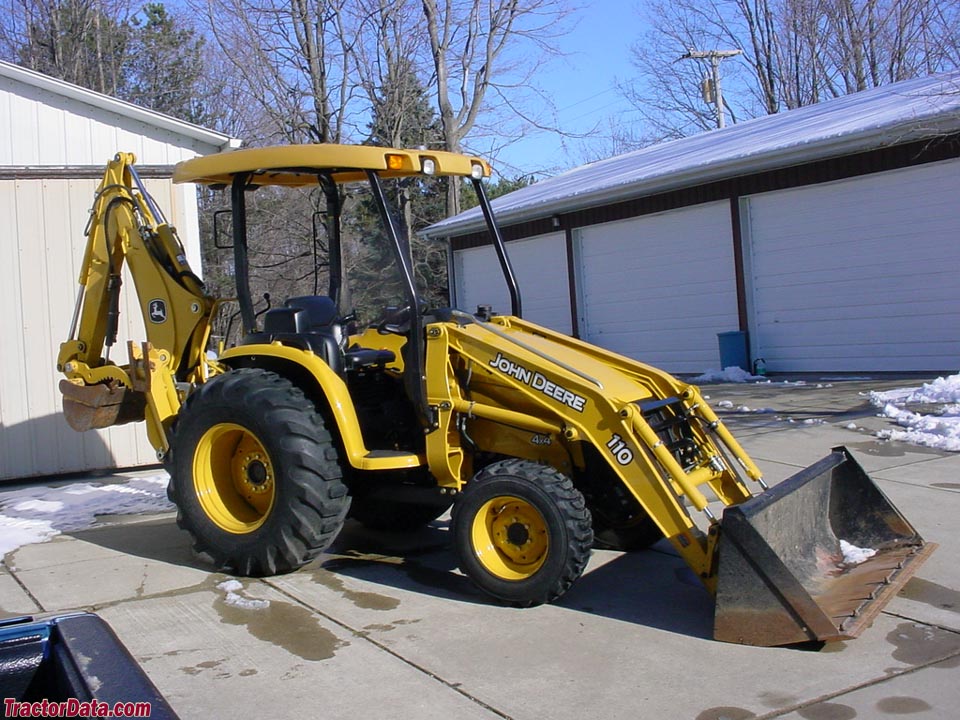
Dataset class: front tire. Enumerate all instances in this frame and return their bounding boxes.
[453,459,593,607]
[169,368,350,576]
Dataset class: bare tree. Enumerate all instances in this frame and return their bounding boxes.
[420,0,572,216]
[620,0,960,147]
[193,0,362,144]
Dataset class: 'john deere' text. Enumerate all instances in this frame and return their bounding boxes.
[488,352,587,412]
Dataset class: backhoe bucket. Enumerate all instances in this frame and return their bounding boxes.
[59,379,145,431]
[714,447,935,646]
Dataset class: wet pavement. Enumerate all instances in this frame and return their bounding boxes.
[2,377,958,719]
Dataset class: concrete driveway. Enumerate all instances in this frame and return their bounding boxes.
[2,378,958,719]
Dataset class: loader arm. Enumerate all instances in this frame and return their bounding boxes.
[57,153,216,454]
[423,312,756,586]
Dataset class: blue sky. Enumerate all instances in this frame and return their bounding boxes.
[482,0,646,179]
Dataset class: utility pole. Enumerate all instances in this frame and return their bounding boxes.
[679,48,742,129]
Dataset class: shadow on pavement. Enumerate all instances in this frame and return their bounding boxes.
[68,515,207,570]
[69,514,718,641]
[323,522,717,640]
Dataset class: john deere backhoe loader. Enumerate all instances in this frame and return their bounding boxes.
[57,146,934,646]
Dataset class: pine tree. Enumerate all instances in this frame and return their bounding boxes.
[125,3,210,124]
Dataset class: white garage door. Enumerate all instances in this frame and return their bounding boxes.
[453,232,572,333]
[744,159,960,372]
[577,203,739,374]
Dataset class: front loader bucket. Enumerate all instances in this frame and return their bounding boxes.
[714,446,935,646]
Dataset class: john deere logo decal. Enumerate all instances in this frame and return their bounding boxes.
[488,352,587,412]
[148,299,167,323]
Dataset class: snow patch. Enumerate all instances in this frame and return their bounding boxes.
[872,374,960,406]
[691,367,764,384]
[217,579,270,610]
[217,580,243,593]
[840,540,877,565]
[869,373,960,452]
[0,473,173,557]
[0,517,57,556]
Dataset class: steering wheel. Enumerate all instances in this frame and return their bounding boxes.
[377,305,412,335]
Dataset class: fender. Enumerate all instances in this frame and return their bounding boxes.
[218,343,423,472]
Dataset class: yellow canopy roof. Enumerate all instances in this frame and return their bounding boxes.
[173,144,492,187]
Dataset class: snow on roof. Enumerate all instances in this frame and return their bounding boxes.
[0,60,241,151]
[424,71,960,238]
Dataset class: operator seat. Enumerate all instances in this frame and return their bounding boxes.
[248,295,346,374]
[248,296,395,374]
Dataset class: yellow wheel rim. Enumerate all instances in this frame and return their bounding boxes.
[471,495,549,580]
[193,423,276,534]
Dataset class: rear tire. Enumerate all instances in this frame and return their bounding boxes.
[453,459,593,607]
[169,368,350,576]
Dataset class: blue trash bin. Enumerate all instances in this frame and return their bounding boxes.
[717,331,749,371]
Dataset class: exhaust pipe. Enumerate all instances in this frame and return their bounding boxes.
[714,447,936,646]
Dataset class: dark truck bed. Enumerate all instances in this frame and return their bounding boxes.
[0,613,177,717]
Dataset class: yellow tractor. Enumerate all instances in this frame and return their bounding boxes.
[58,146,934,646]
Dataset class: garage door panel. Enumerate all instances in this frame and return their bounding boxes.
[580,202,739,374]
[590,301,735,329]
[746,159,960,372]
[760,342,957,372]
[454,232,571,334]
[755,241,948,279]
[758,279,955,319]
[759,317,952,346]
[587,260,731,293]
[758,296,957,324]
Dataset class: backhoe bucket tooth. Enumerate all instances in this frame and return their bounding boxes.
[713,446,935,647]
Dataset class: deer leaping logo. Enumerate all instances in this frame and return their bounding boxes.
[148,299,167,324]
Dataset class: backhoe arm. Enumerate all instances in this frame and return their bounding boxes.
[58,153,215,454]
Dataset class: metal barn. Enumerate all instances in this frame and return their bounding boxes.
[427,72,960,376]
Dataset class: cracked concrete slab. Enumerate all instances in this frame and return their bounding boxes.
[1,375,957,719]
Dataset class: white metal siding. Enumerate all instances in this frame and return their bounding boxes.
[744,159,960,372]
[0,177,192,480]
[577,203,740,374]
[0,70,222,479]
[453,232,572,333]
[0,75,218,165]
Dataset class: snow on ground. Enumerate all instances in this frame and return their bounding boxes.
[870,373,960,452]
[217,579,271,610]
[0,473,173,557]
[691,366,765,384]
